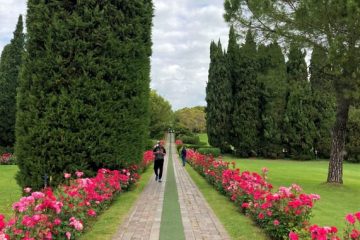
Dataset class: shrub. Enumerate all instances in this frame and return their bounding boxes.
[197,147,221,157]
[0,153,16,165]
[179,135,200,145]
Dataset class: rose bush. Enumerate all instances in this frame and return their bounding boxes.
[0,151,154,239]
[186,149,320,239]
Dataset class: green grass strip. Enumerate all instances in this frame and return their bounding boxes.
[185,165,268,240]
[80,166,154,240]
[159,140,185,240]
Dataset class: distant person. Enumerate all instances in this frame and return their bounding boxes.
[153,140,166,182]
[181,146,187,167]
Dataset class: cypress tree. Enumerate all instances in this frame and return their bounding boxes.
[230,30,259,157]
[16,1,153,190]
[206,40,231,151]
[309,46,336,158]
[283,44,316,159]
[0,15,25,147]
[257,42,287,158]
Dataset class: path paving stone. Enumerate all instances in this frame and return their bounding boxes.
[112,142,169,240]
[171,134,231,240]
[113,134,231,239]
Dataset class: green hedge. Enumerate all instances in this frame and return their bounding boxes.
[197,147,221,157]
[179,135,200,145]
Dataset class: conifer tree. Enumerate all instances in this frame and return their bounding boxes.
[230,30,259,157]
[257,42,287,158]
[206,40,231,151]
[16,1,153,189]
[0,15,25,147]
[310,46,336,158]
[283,44,316,159]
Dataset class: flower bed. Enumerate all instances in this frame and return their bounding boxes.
[0,153,16,165]
[0,150,154,239]
[186,149,360,240]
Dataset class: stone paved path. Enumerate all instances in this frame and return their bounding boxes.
[113,134,230,240]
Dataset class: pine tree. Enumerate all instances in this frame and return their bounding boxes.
[257,42,287,158]
[310,46,336,158]
[16,1,153,190]
[230,30,259,157]
[0,15,25,147]
[283,44,316,159]
[206,40,232,151]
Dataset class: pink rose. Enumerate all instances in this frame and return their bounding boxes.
[273,219,280,226]
[75,171,84,178]
[64,173,71,179]
[289,231,299,240]
[346,214,356,224]
[66,232,71,239]
[24,187,32,193]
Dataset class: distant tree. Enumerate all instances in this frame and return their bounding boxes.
[0,15,25,147]
[176,106,206,134]
[346,107,360,163]
[283,44,316,159]
[310,46,336,158]
[149,90,174,139]
[224,0,360,183]
[16,1,153,190]
[257,42,287,158]
[230,30,259,157]
[206,39,232,151]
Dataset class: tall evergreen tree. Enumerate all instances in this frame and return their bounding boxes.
[206,40,231,151]
[0,15,25,147]
[230,30,259,157]
[16,1,153,190]
[310,46,336,158]
[283,44,316,159]
[257,42,287,158]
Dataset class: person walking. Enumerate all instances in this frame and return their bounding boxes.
[181,146,187,167]
[153,141,166,182]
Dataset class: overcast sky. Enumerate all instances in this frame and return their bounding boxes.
[0,0,229,110]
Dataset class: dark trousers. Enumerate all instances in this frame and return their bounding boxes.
[181,156,186,166]
[154,159,164,179]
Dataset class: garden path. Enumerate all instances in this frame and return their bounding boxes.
[112,133,230,240]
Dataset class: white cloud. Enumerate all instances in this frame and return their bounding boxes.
[0,0,27,54]
[0,0,230,110]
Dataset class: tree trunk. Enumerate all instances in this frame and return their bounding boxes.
[327,97,350,184]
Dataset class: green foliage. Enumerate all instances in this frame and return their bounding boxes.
[283,44,316,160]
[149,90,174,139]
[229,30,259,157]
[179,135,200,145]
[310,46,336,158]
[206,38,232,152]
[257,42,287,158]
[197,147,221,157]
[346,108,360,163]
[175,106,206,134]
[16,1,153,190]
[0,15,25,147]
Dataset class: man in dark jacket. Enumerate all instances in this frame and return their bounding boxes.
[153,141,166,182]
[181,146,187,167]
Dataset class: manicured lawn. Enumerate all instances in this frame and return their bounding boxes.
[222,156,360,231]
[198,133,209,146]
[185,163,268,240]
[80,165,153,240]
[0,165,21,219]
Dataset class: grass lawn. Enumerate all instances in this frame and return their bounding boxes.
[185,163,268,240]
[198,133,209,146]
[0,165,21,219]
[222,156,360,231]
[80,165,153,240]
